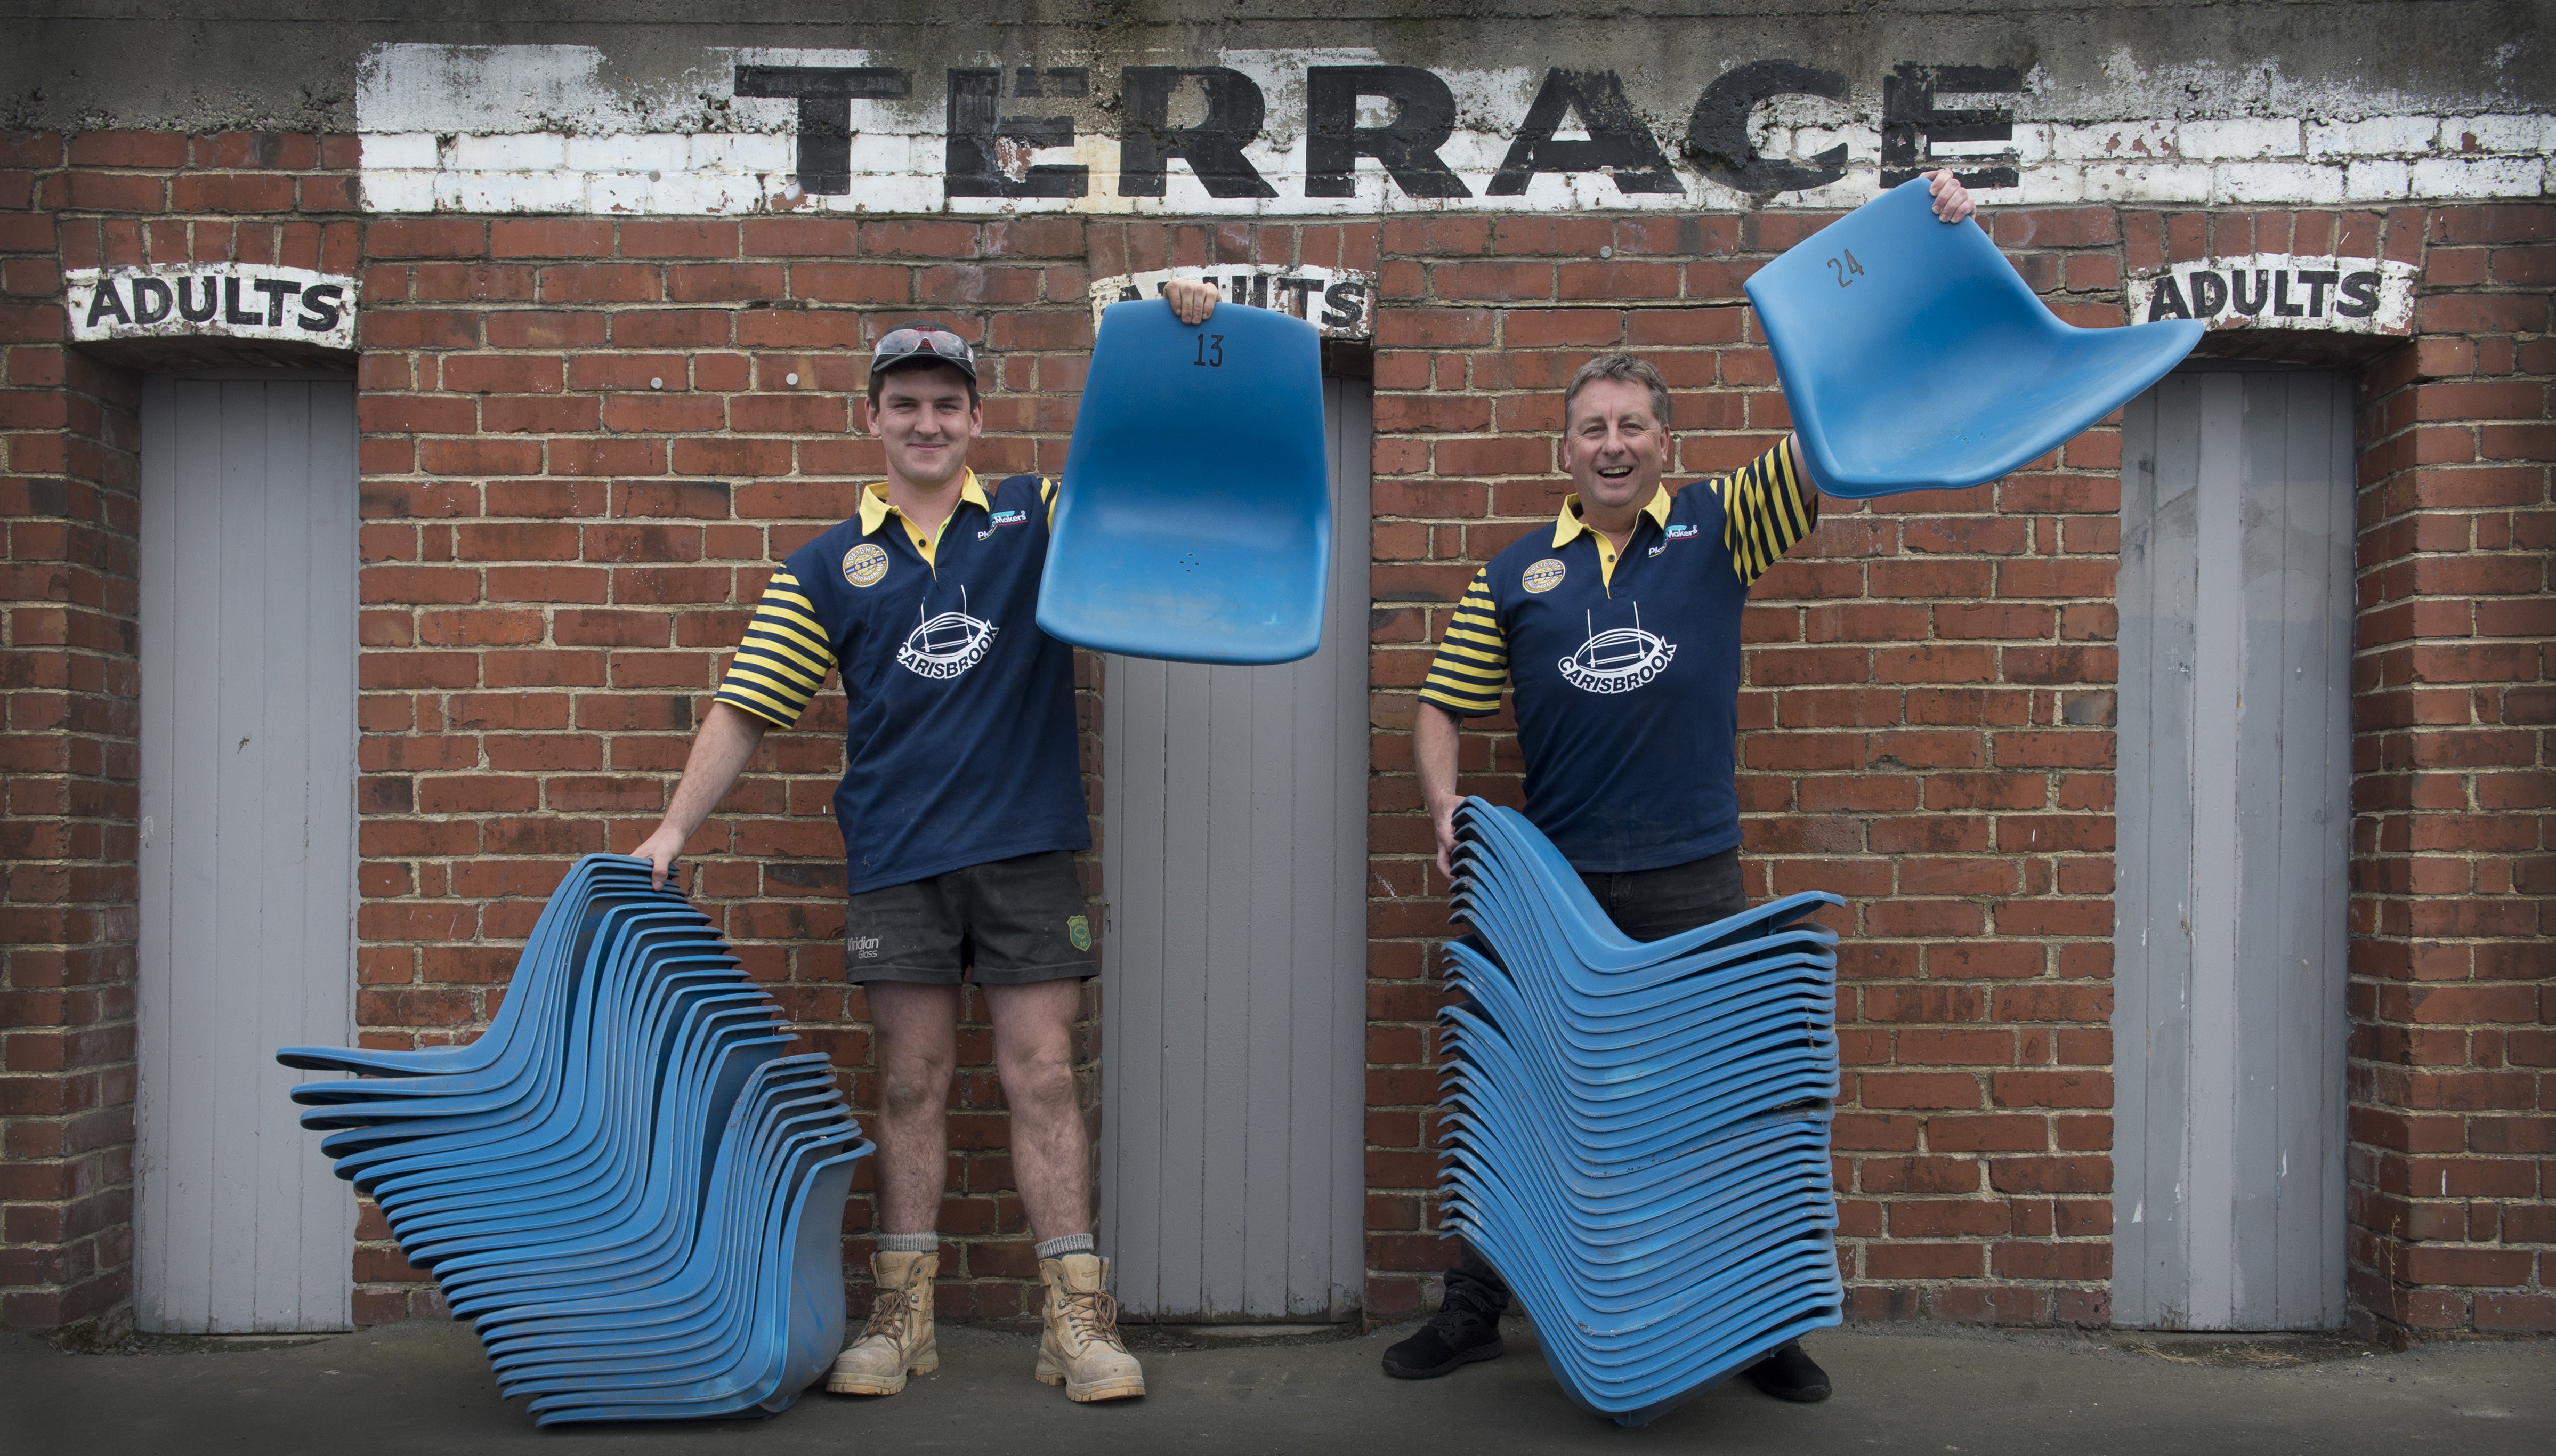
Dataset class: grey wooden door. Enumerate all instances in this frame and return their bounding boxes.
[1097,378,1371,1322]
[2112,367,2355,1330]
[135,376,360,1333]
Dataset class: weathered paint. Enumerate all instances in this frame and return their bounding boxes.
[350,44,2552,216]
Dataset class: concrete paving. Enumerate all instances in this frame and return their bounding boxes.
[2,1316,2547,1456]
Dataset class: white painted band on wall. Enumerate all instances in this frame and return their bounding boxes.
[1089,268,1377,341]
[2126,256,2419,335]
[354,44,2554,217]
[67,265,360,351]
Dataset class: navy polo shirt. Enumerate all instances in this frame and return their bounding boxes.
[1420,443,1818,873]
[714,471,1088,894]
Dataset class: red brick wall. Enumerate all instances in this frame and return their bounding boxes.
[0,128,2546,1340]
[0,333,142,1336]
[1,137,139,1334]
[2344,204,2555,1341]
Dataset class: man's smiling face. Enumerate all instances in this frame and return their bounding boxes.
[1562,376,1669,518]
[868,362,981,490]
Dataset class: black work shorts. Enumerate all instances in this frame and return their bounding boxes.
[844,849,1098,987]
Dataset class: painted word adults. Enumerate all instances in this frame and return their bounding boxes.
[82,267,347,334]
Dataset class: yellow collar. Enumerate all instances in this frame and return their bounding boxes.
[1551,486,1674,548]
[859,472,987,536]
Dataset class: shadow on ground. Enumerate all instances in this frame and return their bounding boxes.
[3,1315,2547,1455]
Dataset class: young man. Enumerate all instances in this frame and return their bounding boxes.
[1390,173,1976,1400]
[632,282,1218,1404]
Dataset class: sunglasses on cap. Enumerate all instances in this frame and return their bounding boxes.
[870,323,977,380]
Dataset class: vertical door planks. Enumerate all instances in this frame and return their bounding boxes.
[136,376,358,1333]
[2113,368,2354,1330]
[1099,378,1372,1321]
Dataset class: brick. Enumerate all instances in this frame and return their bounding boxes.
[367,219,490,259]
[612,310,734,347]
[489,219,615,258]
[671,439,795,477]
[1434,262,1554,302]
[1860,1072,1981,1110]
[1865,1242,1985,1280]
[68,131,188,167]
[66,173,166,212]
[1381,216,1491,256]
[859,220,982,258]
[440,354,562,395]
[540,264,662,303]
[1557,261,1681,300]
[408,263,534,302]
[169,173,297,213]
[619,221,740,259]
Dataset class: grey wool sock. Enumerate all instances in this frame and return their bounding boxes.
[1035,1233,1096,1260]
[877,1232,938,1253]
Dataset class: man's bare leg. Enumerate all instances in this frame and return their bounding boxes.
[986,977,1141,1401]
[828,980,959,1396]
[983,978,1090,1239]
[866,981,961,1234]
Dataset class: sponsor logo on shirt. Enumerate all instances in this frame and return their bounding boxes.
[977,508,1028,540]
[849,934,882,960]
[1521,557,1567,594]
[1558,603,1676,694]
[1648,523,1698,557]
[896,586,999,681]
[844,541,891,588]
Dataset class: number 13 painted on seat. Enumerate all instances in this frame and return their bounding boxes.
[1192,334,1225,367]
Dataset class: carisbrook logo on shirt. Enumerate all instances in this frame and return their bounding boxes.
[1559,604,1676,694]
[896,587,999,680]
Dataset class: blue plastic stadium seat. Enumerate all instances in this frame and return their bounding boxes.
[1745,177,2203,499]
[1036,298,1331,665]
[1436,799,1847,1426]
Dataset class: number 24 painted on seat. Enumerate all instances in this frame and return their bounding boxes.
[1827,249,1866,287]
[1192,334,1225,367]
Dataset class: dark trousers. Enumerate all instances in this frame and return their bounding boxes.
[1441,846,1747,1318]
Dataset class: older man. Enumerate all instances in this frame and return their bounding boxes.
[1392,173,1976,1401]
[634,281,1218,1405]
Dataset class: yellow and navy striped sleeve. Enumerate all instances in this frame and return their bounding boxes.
[1418,567,1510,717]
[712,570,839,729]
[1716,442,1821,587]
[1040,475,1059,528]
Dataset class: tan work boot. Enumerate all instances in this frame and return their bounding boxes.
[1033,1252,1146,1401]
[827,1249,938,1395]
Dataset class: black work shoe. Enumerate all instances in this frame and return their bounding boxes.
[1746,1340,1832,1403]
[1380,1304,1505,1379]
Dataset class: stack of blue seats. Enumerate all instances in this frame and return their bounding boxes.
[1438,799,1846,1427]
[276,854,869,1426]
